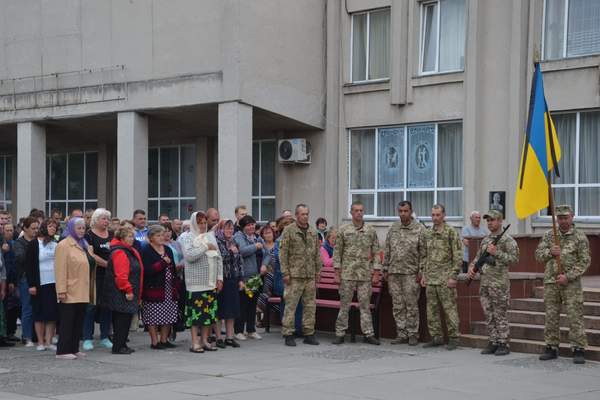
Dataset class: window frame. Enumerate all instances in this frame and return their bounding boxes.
[252,139,277,223]
[418,0,466,76]
[147,144,197,221]
[350,8,391,84]
[0,155,12,212]
[536,110,600,220]
[45,151,98,215]
[347,122,463,220]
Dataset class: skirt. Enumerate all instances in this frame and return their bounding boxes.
[185,290,218,327]
[142,266,178,326]
[32,283,59,322]
[217,278,241,320]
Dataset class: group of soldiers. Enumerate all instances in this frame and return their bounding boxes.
[276,201,591,364]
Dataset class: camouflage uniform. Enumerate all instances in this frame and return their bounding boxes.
[423,223,462,340]
[535,208,590,350]
[383,219,427,340]
[333,223,380,337]
[279,223,322,337]
[475,213,519,345]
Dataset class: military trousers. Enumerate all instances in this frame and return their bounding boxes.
[387,274,420,339]
[335,279,374,337]
[479,284,510,344]
[544,281,587,349]
[426,284,459,339]
[282,278,316,337]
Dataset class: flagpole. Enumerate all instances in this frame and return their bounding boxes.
[547,171,563,275]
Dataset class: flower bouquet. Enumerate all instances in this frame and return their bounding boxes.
[244,274,263,299]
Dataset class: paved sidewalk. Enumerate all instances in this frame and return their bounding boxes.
[1,328,599,400]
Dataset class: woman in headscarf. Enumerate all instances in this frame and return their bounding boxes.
[215,220,244,348]
[178,211,223,353]
[54,217,96,360]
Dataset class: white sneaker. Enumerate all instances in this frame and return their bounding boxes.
[47,344,57,351]
[56,354,77,360]
[36,344,46,351]
[234,333,247,341]
[247,332,262,340]
[25,340,35,347]
[52,336,58,345]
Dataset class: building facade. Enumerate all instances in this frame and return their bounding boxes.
[0,0,599,234]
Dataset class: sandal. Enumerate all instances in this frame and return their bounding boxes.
[189,345,204,353]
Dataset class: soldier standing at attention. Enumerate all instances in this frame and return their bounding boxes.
[535,205,590,364]
[332,201,381,345]
[421,204,462,350]
[468,210,519,356]
[279,204,322,347]
[383,201,427,346]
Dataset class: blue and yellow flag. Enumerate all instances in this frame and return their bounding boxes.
[515,63,561,219]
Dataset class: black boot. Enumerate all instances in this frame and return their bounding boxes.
[494,343,510,356]
[363,336,380,345]
[284,335,296,347]
[539,345,558,361]
[332,336,345,345]
[573,348,585,364]
[303,335,320,345]
[481,342,498,355]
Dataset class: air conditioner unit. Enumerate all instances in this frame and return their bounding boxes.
[278,138,311,164]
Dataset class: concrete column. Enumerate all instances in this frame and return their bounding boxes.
[17,122,46,218]
[97,144,108,208]
[116,112,148,220]
[218,102,252,220]
[195,136,209,210]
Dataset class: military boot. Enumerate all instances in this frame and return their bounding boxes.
[364,336,380,345]
[539,345,558,361]
[446,338,459,351]
[390,336,408,345]
[494,343,510,356]
[408,336,419,346]
[303,335,320,345]
[423,337,444,348]
[480,342,498,355]
[573,348,586,364]
[332,336,345,345]
[284,336,297,347]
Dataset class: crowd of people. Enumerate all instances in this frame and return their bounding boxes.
[0,200,591,364]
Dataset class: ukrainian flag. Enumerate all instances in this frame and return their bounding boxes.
[515,63,561,219]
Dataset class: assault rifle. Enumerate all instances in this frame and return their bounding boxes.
[466,224,511,286]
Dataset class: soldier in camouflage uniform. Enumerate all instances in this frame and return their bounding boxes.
[535,204,590,364]
[468,210,519,356]
[279,204,322,347]
[383,200,426,346]
[421,204,462,350]
[332,201,381,345]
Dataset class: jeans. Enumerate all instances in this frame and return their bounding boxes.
[82,304,112,340]
[18,277,33,340]
[235,292,258,334]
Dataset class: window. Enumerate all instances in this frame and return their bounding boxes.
[419,0,466,75]
[351,8,390,82]
[543,0,600,60]
[46,152,98,216]
[252,140,276,222]
[0,156,12,212]
[148,145,196,221]
[540,110,600,218]
[349,122,463,218]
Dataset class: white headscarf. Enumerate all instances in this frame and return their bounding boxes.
[190,211,219,258]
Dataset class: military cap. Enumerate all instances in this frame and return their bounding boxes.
[554,204,573,216]
[483,210,503,220]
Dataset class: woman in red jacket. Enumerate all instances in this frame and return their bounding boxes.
[102,224,144,355]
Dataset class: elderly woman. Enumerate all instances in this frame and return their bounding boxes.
[179,211,223,353]
[82,208,114,351]
[215,220,243,348]
[233,215,270,341]
[320,227,337,269]
[54,217,96,360]
[103,224,144,355]
[24,219,59,351]
[140,225,179,349]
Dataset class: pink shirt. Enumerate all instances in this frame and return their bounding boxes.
[320,246,334,269]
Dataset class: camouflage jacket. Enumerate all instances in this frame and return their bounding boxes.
[535,226,590,284]
[333,222,380,281]
[383,219,427,275]
[423,223,462,285]
[279,223,322,279]
[475,232,519,288]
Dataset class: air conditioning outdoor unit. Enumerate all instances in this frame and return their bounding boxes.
[278,138,311,164]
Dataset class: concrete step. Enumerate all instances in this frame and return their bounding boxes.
[460,333,600,362]
[510,298,600,316]
[533,286,600,302]
[471,321,600,346]
[508,310,600,330]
